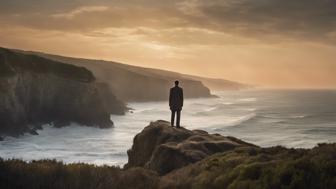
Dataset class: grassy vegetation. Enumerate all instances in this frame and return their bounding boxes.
[162,143,336,189]
[2,144,334,189]
[0,159,159,189]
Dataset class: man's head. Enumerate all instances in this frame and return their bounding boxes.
[175,80,179,86]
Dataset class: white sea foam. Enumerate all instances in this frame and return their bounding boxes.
[0,90,335,166]
[290,115,307,119]
[238,98,257,102]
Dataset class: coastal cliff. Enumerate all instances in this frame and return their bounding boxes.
[0,121,335,189]
[30,52,217,102]
[0,48,126,136]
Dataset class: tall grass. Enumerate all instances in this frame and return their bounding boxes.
[0,159,158,189]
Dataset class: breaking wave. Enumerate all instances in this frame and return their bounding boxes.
[1,90,335,166]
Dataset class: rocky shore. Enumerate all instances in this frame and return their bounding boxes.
[1,121,335,189]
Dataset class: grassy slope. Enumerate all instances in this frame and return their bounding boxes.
[161,144,336,189]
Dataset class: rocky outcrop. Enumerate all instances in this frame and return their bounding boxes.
[125,120,254,175]
[125,121,336,188]
[0,47,126,136]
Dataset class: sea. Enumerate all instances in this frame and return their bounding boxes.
[1,90,336,167]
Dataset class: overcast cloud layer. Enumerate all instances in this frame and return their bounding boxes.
[1,0,336,42]
[1,0,336,87]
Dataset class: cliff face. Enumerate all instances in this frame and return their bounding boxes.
[32,53,214,102]
[0,48,126,136]
[76,62,212,102]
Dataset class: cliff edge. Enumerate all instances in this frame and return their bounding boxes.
[0,47,126,136]
[126,121,336,189]
[125,120,255,175]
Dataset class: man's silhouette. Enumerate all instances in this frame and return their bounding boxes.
[169,80,184,127]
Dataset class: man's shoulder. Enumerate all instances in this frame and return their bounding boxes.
[171,86,183,91]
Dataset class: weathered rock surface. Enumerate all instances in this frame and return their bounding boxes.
[125,120,254,175]
[125,121,336,188]
[0,47,126,136]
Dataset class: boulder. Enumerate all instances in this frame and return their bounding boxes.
[125,120,254,175]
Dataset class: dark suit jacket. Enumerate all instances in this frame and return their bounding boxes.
[169,86,184,111]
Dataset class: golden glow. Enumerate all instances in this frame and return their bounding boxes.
[0,1,335,88]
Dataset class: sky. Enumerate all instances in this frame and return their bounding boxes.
[0,0,336,88]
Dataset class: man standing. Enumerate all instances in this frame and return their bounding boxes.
[169,80,184,127]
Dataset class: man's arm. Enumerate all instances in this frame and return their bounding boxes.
[181,88,184,107]
[169,88,173,107]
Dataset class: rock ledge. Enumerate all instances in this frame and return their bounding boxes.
[125,120,254,175]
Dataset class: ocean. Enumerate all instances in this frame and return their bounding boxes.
[1,90,335,166]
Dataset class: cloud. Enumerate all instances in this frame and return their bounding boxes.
[182,0,336,42]
[52,6,109,19]
[1,0,336,46]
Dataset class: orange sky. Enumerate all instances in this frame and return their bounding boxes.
[0,0,336,88]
